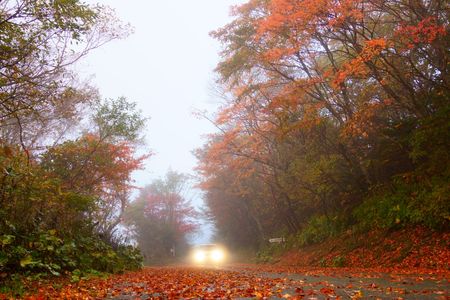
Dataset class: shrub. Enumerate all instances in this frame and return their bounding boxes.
[0,147,143,286]
[296,214,348,246]
[353,176,450,231]
[0,231,143,280]
[332,255,346,267]
[255,242,286,263]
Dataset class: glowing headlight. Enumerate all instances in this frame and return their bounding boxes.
[194,250,206,262]
[211,249,224,262]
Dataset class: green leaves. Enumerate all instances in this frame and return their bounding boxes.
[19,256,34,268]
[0,235,15,247]
[353,176,450,231]
[0,229,142,282]
[93,97,147,143]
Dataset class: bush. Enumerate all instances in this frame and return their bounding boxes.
[255,242,286,263]
[353,176,450,231]
[296,214,348,246]
[332,255,346,267]
[0,231,143,280]
[0,146,143,286]
[410,104,450,175]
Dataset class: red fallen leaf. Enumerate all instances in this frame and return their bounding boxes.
[25,297,45,300]
[306,289,316,295]
[254,291,264,298]
[295,287,304,294]
[320,287,336,295]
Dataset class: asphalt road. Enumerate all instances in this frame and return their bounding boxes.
[106,264,449,299]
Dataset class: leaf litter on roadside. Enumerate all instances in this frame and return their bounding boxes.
[8,264,448,299]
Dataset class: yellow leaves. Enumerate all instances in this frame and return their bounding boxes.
[20,255,34,268]
[351,290,364,299]
[1,235,15,246]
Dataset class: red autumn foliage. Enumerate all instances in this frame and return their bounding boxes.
[143,192,199,235]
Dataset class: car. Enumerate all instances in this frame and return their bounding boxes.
[189,244,227,265]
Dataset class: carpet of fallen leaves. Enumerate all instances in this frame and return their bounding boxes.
[276,227,450,270]
[3,264,449,299]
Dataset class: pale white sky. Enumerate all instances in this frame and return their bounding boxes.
[79,0,243,243]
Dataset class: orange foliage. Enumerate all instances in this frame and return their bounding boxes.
[45,134,149,195]
[395,17,446,49]
[342,102,382,137]
[332,39,388,87]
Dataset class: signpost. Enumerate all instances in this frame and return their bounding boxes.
[268,237,286,243]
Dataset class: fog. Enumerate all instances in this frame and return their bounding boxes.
[78,0,244,243]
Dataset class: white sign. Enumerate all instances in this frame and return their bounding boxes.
[269,237,285,243]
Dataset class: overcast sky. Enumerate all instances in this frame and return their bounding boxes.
[79,0,243,242]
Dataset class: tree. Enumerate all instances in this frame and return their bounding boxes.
[197,0,449,246]
[0,0,131,152]
[93,96,147,144]
[0,1,145,279]
[125,171,199,263]
[41,135,147,238]
[41,97,148,241]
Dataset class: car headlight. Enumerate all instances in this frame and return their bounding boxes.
[194,250,206,262]
[211,249,225,262]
